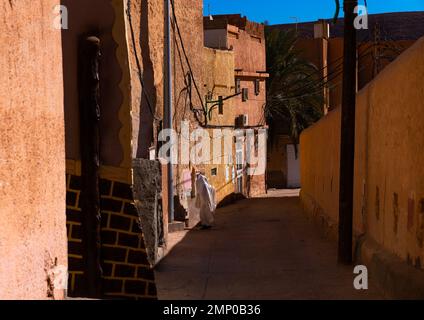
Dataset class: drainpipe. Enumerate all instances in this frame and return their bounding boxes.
[164,0,174,222]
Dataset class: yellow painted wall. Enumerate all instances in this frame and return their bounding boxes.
[64,0,133,184]
[202,48,237,204]
[300,37,424,268]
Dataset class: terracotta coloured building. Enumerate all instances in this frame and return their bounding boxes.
[204,14,268,198]
[129,7,269,241]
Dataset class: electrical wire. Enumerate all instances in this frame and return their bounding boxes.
[172,21,206,126]
[126,0,161,122]
[171,0,265,128]
[278,43,376,100]
[170,0,205,111]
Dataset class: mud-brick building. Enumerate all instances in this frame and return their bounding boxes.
[204,14,268,198]
[127,3,269,242]
[123,0,206,247]
[202,48,239,204]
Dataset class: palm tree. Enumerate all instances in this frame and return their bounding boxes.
[265,28,324,145]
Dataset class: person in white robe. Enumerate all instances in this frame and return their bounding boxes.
[195,172,216,229]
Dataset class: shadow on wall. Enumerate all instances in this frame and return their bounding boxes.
[61,0,124,166]
[174,195,189,222]
[135,0,157,159]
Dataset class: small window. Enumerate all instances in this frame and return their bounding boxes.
[236,151,243,171]
[211,168,217,176]
[236,79,241,94]
[254,79,260,96]
[218,96,223,115]
[242,88,249,102]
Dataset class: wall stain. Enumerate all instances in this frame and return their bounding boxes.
[44,253,58,299]
[407,195,415,231]
[407,253,413,266]
[415,257,422,269]
[393,193,399,235]
[417,198,424,248]
[375,186,380,221]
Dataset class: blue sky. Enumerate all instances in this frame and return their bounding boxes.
[203,0,424,25]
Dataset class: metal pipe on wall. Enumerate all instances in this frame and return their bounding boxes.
[164,0,174,222]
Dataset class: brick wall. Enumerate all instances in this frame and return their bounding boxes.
[66,174,156,300]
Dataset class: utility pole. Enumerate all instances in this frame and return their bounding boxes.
[338,0,358,264]
[164,0,174,223]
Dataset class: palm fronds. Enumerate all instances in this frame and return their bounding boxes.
[265,28,324,143]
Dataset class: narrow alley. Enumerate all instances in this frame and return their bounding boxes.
[155,190,383,300]
[2,0,424,304]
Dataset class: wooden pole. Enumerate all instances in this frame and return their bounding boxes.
[78,36,103,297]
[338,0,358,264]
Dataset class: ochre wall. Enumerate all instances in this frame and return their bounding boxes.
[127,3,267,219]
[229,24,267,126]
[0,1,67,299]
[127,1,266,212]
[296,38,329,112]
[300,37,424,268]
[233,76,267,126]
[202,48,237,204]
[62,0,126,167]
[63,0,156,298]
[328,37,344,110]
[129,0,205,159]
[228,25,266,73]
[65,0,134,183]
[127,0,163,160]
[326,38,414,111]
[300,108,341,232]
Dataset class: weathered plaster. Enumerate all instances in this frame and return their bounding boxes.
[0,0,67,299]
[300,37,424,269]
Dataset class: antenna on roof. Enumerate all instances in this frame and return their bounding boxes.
[208,3,213,21]
[289,17,299,33]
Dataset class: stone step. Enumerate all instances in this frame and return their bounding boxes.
[168,221,185,233]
